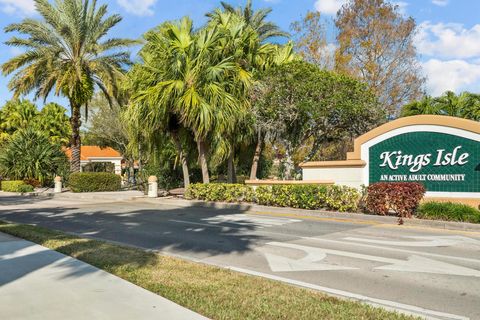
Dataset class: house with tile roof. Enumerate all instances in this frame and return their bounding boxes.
[64,146,123,175]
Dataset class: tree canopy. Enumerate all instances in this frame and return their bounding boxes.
[335,0,425,116]
[251,60,384,177]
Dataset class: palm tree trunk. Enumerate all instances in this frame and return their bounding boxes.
[69,101,81,172]
[227,149,237,184]
[249,132,262,180]
[171,131,190,187]
[197,139,210,184]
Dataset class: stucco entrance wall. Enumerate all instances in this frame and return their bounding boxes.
[301,115,480,206]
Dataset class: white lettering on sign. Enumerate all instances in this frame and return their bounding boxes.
[379,174,466,182]
[379,146,469,173]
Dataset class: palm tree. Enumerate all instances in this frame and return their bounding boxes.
[133,17,251,184]
[213,0,289,42]
[2,0,136,172]
[400,96,438,117]
[206,11,297,182]
[400,91,480,121]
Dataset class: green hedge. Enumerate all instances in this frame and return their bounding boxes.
[0,180,34,193]
[417,202,480,224]
[185,183,254,203]
[185,183,360,212]
[69,172,121,193]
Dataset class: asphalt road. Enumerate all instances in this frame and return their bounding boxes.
[1,195,479,320]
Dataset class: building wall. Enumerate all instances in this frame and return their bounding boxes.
[303,167,364,189]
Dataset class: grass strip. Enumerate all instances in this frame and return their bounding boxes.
[0,222,416,320]
[417,202,480,224]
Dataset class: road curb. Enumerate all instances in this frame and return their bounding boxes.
[138,197,480,233]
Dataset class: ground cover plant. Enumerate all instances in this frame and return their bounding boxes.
[0,222,417,320]
[417,202,480,224]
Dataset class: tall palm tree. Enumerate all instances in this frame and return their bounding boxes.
[2,0,135,172]
[207,11,296,182]
[214,0,289,42]
[133,17,251,184]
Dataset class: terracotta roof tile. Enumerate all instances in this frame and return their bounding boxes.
[64,146,122,160]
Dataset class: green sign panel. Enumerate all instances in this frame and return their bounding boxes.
[369,131,480,192]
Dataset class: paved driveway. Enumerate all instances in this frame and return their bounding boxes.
[1,195,479,320]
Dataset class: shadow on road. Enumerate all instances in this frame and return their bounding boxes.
[0,201,266,257]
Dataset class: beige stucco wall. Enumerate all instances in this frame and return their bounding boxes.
[302,167,364,189]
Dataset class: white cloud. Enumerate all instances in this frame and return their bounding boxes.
[415,22,480,59]
[432,0,448,6]
[422,59,480,95]
[116,0,157,16]
[393,1,408,15]
[314,0,347,15]
[0,0,35,16]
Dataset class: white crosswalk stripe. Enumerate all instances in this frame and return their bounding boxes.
[201,214,301,228]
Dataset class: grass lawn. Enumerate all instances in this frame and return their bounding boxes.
[0,222,417,320]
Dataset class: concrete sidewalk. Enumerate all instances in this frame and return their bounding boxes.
[0,232,207,320]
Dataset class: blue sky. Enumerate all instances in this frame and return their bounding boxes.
[1,0,480,108]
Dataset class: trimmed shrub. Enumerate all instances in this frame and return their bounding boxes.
[366,182,426,223]
[417,202,480,224]
[255,184,360,212]
[69,172,121,193]
[185,183,254,203]
[186,183,360,212]
[0,180,34,193]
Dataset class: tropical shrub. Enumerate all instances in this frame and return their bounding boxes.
[69,173,121,193]
[365,182,426,223]
[186,183,360,212]
[23,178,42,188]
[0,128,69,186]
[417,202,480,224]
[0,180,34,193]
[185,183,255,203]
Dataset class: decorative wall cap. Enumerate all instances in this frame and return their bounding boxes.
[299,160,366,168]
[245,180,334,185]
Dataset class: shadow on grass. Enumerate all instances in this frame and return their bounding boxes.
[0,222,158,287]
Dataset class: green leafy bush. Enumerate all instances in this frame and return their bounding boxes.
[0,180,34,193]
[417,202,480,224]
[366,182,426,223]
[185,183,254,203]
[69,172,121,193]
[186,183,360,212]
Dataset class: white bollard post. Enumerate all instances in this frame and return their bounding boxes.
[54,176,62,193]
[148,176,158,198]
